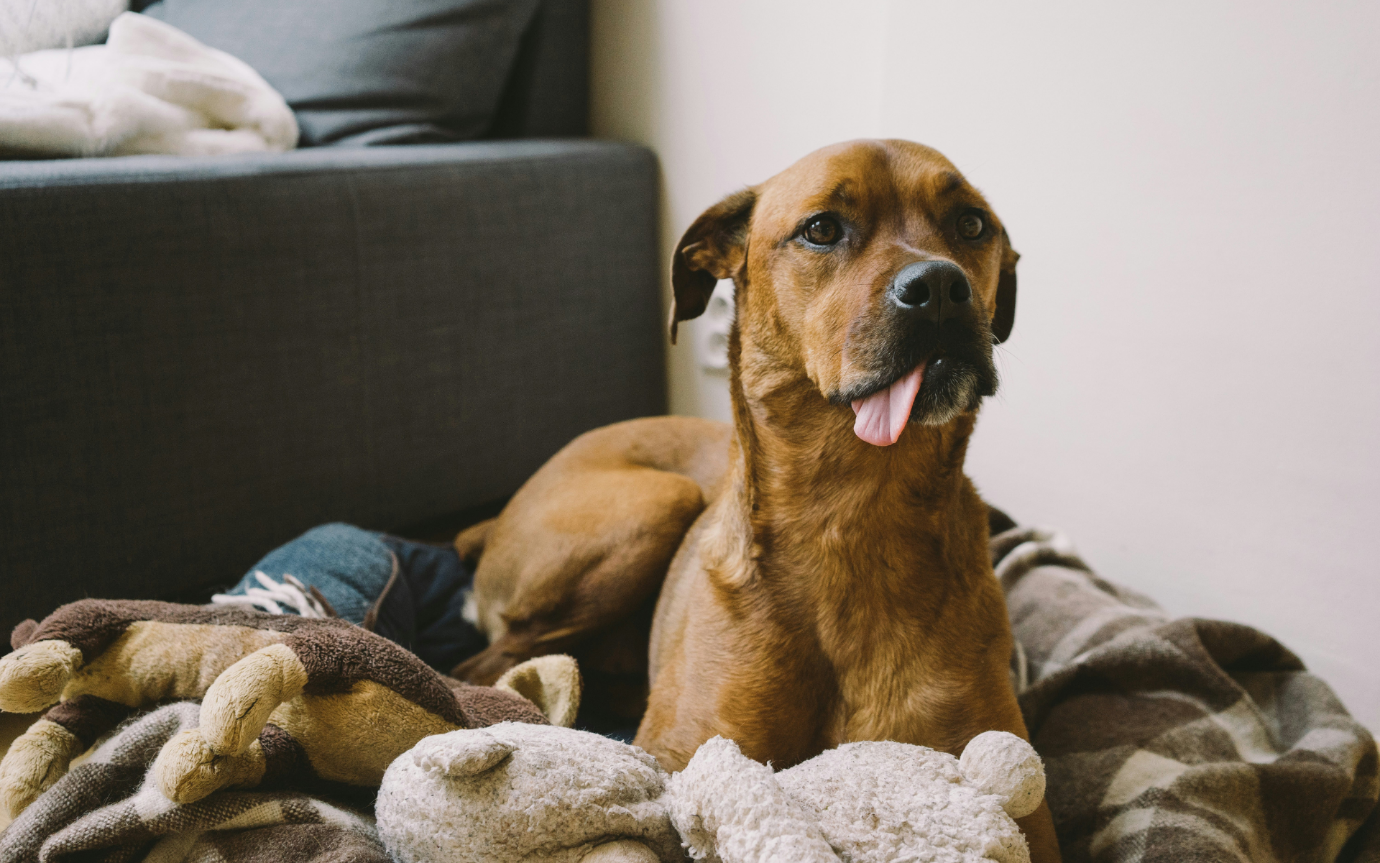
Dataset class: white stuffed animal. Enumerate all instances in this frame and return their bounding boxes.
[377,724,1045,863]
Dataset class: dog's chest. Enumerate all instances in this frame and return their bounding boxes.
[796,548,994,749]
[814,606,948,742]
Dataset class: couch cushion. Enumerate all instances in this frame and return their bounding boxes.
[138,0,538,146]
[0,141,663,642]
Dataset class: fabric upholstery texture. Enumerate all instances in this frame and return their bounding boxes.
[140,0,539,146]
[486,0,589,138]
[0,140,664,641]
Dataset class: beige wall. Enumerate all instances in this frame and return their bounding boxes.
[591,1,1380,731]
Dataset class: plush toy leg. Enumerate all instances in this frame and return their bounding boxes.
[196,643,307,754]
[154,729,270,803]
[0,640,84,713]
[0,720,79,819]
[151,643,307,804]
[0,694,132,818]
[155,720,361,805]
[581,839,662,863]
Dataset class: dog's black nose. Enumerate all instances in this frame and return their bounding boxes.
[890,261,971,322]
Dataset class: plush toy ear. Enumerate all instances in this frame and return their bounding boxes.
[412,729,515,777]
[957,730,1045,819]
[10,620,38,650]
[669,188,756,344]
[991,230,1018,345]
[494,655,582,728]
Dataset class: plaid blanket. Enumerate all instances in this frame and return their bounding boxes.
[2,524,1375,863]
[998,526,1379,863]
[0,703,386,863]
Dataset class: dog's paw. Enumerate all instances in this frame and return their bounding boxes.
[0,641,83,713]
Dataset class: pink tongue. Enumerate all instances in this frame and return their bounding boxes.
[851,363,926,446]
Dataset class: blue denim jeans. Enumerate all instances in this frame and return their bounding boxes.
[218,523,485,673]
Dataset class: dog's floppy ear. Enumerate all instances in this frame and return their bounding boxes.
[669,188,756,343]
[991,229,1019,344]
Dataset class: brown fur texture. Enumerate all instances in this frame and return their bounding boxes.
[461,140,1060,860]
[453,416,730,725]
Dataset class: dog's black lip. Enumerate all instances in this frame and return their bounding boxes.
[835,353,934,405]
[832,341,986,407]
[831,314,996,408]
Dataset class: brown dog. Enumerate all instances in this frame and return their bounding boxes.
[455,139,1060,861]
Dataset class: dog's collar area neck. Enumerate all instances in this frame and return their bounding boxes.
[727,405,974,516]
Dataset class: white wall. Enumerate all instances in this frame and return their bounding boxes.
[590,1,1380,732]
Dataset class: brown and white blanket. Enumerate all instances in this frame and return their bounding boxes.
[0,702,385,863]
[1,525,1375,863]
[998,526,1379,862]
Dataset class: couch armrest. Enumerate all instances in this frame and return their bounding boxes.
[0,141,664,634]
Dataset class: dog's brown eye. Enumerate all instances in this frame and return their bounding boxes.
[802,215,841,246]
[957,211,985,240]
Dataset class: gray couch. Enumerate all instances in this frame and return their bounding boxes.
[0,0,665,638]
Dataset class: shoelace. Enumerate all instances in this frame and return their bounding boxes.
[211,571,330,618]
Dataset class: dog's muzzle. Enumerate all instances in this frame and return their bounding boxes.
[839,260,998,441]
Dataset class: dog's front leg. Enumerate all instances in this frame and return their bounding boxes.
[1018,799,1062,863]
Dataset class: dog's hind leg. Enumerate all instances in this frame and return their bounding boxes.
[452,467,705,686]
[451,417,730,703]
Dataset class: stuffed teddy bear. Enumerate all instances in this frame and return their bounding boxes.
[376,722,1045,863]
[0,599,579,819]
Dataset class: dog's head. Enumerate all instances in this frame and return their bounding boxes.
[672,139,1018,446]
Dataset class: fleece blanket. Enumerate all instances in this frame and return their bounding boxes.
[0,12,296,158]
[998,526,1379,862]
[0,0,126,58]
[0,703,384,863]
